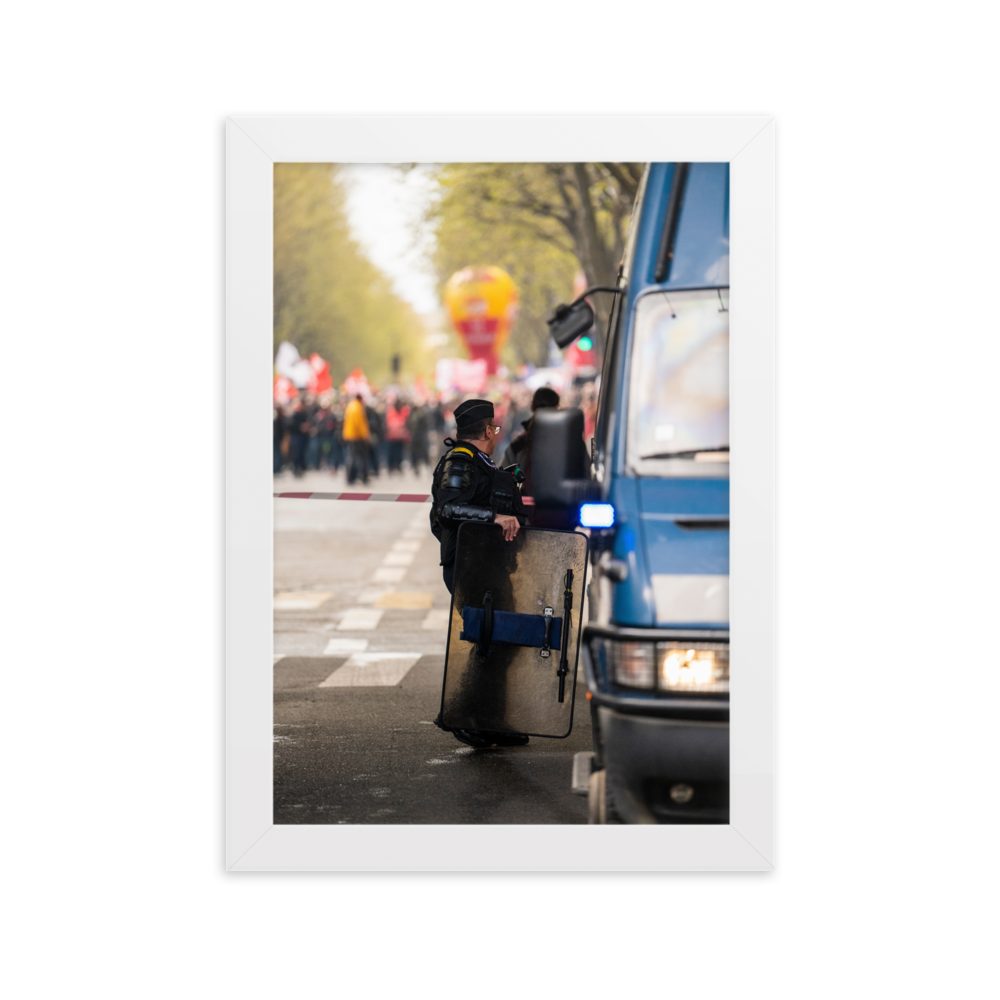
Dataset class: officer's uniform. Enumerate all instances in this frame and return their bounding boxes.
[429,399,529,748]
[429,399,526,594]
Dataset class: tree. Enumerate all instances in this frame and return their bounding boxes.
[429,163,644,363]
[273,163,431,386]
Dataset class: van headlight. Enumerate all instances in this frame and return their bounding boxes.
[592,639,656,689]
[658,643,729,692]
[590,638,729,693]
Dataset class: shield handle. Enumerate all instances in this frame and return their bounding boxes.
[480,592,493,657]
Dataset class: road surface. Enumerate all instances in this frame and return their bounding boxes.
[273,464,592,824]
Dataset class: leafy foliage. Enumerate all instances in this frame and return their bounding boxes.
[273,164,430,385]
[429,163,644,365]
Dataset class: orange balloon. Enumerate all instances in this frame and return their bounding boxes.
[444,266,518,374]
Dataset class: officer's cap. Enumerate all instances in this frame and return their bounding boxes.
[454,398,494,429]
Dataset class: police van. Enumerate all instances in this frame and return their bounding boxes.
[537,162,730,823]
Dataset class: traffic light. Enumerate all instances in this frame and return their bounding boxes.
[566,336,597,371]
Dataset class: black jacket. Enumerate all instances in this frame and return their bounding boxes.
[430,440,526,567]
[500,418,534,492]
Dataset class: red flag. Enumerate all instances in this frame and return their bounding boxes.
[307,353,332,394]
[273,375,298,404]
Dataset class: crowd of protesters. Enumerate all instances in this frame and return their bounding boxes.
[273,380,598,484]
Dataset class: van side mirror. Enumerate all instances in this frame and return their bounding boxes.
[546,300,595,349]
[531,408,599,510]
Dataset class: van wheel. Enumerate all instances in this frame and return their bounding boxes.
[588,768,621,824]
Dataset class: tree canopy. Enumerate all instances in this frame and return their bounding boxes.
[429,163,644,366]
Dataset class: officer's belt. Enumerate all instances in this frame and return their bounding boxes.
[460,606,562,651]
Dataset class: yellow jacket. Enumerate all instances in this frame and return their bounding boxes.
[342,398,371,441]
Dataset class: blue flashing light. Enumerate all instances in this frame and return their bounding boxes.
[579,503,615,528]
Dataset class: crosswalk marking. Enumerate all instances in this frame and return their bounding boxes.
[274,591,332,610]
[356,587,392,605]
[337,607,384,631]
[318,652,421,687]
[372,567,406,583]
[323,637,370,654]
[277,509,443,682]
[375,591,433,609]
[421,608,451,630]
[391,540,421,553]
[382,551,416,567]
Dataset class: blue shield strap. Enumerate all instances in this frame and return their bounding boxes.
[459,606,562,650]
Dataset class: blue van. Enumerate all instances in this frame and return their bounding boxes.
[541,162,730,823]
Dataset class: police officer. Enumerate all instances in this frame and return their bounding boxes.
[430,398,526,594]
[499,386,559,497]
[430,399,529,749]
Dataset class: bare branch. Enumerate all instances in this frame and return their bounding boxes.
[551,168,575,206]
[479,190,575,235]
[603,162,640,202]
[462,202,575,253]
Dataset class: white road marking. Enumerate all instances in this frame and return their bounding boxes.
[391,540,421,553]
[381,551,416,567]
[400,529,425,540]
[421,608,451,630]
[274,655,286,664]
[375,591,433,609]
[356,587,393,604]
[337,608,384,631]
[274,591,333,610]
[319,652,421,687]
[372,567,406,583]
[323,637,370,654]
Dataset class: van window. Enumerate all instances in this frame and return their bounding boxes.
[664,163,729,288]
[626,289,729,477]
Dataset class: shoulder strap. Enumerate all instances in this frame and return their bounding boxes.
[440,437,475,461]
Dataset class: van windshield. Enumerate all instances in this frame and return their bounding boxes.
[626,289,729,477]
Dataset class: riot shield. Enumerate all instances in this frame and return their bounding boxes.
[439,521,589,738]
